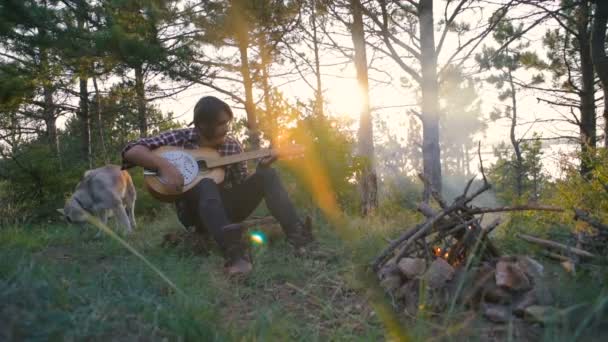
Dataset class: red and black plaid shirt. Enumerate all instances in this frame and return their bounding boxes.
[121,128,248,187]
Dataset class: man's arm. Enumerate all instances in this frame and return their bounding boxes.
[122,130,189,189]
[124,145,185,190]
[123,145,170,171]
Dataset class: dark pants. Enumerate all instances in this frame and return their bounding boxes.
[175,167,300,250]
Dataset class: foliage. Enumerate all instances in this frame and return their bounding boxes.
[487,134,547,204]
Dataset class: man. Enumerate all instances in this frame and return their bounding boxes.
[122,96,314,276]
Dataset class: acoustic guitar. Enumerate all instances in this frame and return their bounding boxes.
[143,145,303,202]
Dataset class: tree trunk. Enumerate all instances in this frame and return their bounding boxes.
[508,68,524,198]
[591,0,608,147]
[351,0,378,216]
[92,71,109,164]
[38,22,60,167]
[42,73,59,158]
[577,1,596,176]
[135,63,147,137]
[260,37,275,144]
[76,2,92,167]
[237,30,260,149]
[312,0,324,117]
[79,76,92,168]
[419,0,442,200]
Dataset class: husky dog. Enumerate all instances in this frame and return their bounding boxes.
[63,165,137,233]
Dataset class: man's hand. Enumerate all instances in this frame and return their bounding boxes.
[259,150,278,167]
[158,162,184,191]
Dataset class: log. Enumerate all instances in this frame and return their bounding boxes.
[468,205,564,215]
[241,216,278,229]
[517,233,596,258]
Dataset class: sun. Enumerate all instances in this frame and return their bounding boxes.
[326,79,366,119]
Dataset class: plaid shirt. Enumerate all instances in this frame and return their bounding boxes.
[121,128,249,187]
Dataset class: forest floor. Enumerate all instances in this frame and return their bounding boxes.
[1,207,607,341]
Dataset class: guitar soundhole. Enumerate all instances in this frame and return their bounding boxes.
[197,160,209,172]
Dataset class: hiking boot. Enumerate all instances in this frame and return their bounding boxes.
[221,223,252,276]
[286,216,315,254]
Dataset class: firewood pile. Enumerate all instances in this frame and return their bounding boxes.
[373,174,563,326]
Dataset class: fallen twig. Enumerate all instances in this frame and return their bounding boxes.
[574,208,608,232]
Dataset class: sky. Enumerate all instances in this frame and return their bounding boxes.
[145,2,582,180]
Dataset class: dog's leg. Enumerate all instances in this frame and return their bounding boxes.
[100,210,109,225]
[113,204,132,234]
[125,174,137,229]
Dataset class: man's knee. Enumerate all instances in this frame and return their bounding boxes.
[255,166,278,180]
[193,178,224,208]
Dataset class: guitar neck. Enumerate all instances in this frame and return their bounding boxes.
[206,148,272,168]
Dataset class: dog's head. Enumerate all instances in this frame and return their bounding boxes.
[63,196,88,224]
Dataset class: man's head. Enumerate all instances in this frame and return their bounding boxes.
[192,96,233,146]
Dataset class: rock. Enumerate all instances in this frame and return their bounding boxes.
[517,256,544,279]
[495,261,531,291]
[482,303,511,323]
[402,279,421,315]
[380,274,402,293]
[523,305,561,325]
[394,282,410,300]
[483,283,513,304]
[513,289,539,317]
[398,258,426,279]
[378,263,400,280]
[424,258,455,288]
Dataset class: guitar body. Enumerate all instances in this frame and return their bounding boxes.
[143,146,226,202]
[142,144,302,202]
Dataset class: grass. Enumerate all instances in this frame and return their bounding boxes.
[1,208,608,341]
[0,208,387,341]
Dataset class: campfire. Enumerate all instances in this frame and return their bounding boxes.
[374,173,561,327]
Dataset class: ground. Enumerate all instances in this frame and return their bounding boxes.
[1,208,607,341]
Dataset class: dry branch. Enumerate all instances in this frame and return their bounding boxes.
[517,233,596,258]
[573,208,608,231]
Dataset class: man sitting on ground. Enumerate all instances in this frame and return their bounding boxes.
[121,96,314,276]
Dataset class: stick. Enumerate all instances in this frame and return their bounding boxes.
[372,223,423,271]
[541,250,573,262]
[418,202,439,218]
[418,173,448,208]
[478,141,488,185]
[517,233,596,258]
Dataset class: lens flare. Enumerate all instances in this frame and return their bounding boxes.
[250,231,267,246]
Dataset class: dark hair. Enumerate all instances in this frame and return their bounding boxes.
[191,96,233,127]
